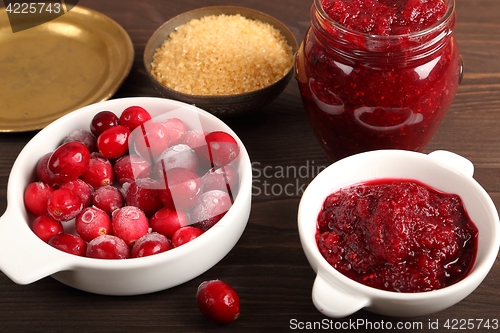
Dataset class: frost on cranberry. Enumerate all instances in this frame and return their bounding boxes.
[190,190,233,231]
[48,233,87,256]
[150,207,189,238]
[63,129,97,152]
[60,179,93,208]
[111,206,149,246]
[131,232,171,258]
[156,144,199,174]
[161,118,186,146]
[93,185,124,215]
[87,235,130,259]
[47,188,83,222]
[24,181,54,216]
[75,206,112,242]
[197,280,240,324]
[113,154,152,184]
[80,153,114,188]
[48,141,90,182]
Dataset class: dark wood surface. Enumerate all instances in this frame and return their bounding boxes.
[1,0,499,332]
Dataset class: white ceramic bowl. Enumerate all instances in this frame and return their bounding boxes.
[0,97,252,295]
[298,150,500,317]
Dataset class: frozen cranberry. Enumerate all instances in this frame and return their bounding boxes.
[201,165,239,194]
[161,118,186,146]
[80,153,114,188]
[48,141,90,182]
[113,154,152,184]
[75,206,112,242]
[182,130,211,167]
[32,214,64,242]
[204,131,240,167]
[190,190,232,231]
[131,232,171,258]
[24,181,54,216]
[63,129,97,152]
[196,280,240,324]
[97,125,130,159]
[48,233,87,256]
[87,234,130,259]
[158,168,201,211]
[93,185,124,215]
[90,111,119,137]
[132,120,170,161]
[124,178,163,216]
[150,207,189,238]
[47,188,83,222]
[112,206,149,246]
[119,106,152,131]
[60,179,93,208]
[171,226,204,247]
[156,144,198,174]
[35,153,60,186]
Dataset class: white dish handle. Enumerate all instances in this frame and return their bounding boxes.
[428,150,474,178]
[312,270,370,318]
[0,207,69,285]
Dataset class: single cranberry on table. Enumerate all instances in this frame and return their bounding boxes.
[119,106,152,131]
[149,207,189,239]
[86,234,130,259]
[90,110,119,137]
[171,226,204,247]
[131,232,171,258]
[196,280,240,324]
[32,214,64,243]
[24,181,55,217]
[48,233,87,257]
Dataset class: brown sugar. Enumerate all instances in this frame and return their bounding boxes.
[150,14,294,96]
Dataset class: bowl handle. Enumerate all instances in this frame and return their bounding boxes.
[312,271,370,318]
[0,208,69,285]
[428,150,474,178]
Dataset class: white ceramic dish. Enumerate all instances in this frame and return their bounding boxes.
[298,150,500,317]
[0,97,252,295]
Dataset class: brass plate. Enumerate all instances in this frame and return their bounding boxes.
[0,6,134,132]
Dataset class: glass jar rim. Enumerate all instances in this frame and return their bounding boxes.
[314,0,456,40]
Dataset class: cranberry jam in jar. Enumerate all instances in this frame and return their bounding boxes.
[296,0,462,161]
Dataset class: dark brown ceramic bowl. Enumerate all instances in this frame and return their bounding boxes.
[144,6,298,117]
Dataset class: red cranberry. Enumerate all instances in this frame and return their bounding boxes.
[24,181,54,216]
[48,233,87,256]
[190,190,232,231]
[150,207,189,239]
[86,234,130,259]
[111,206,149,246]
[47,188,83,222]
[156,144,198,174]
[113,154,152,184]
[161,118,186,146]
[48,141,90,182]
[119,106,152,131]
[80,153,114,188]
[93,185,124,215]
[158,167,201,211]
[90,110,119,137]
[182,130,211,167]
[36,153,60,186]
[132,120,170,161]
[204,131,240,167]
[124,178,163,216]
[196,280,240,324]
[171,226,203,247]
[75,206,112,242]
[60,179,93,208]
[201,165,239,194]
[97,125,130,159]
[32,214,64,242]
[131,232,171,258]
[63,129,97,152]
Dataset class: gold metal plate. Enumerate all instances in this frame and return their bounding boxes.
[0,6,134,132]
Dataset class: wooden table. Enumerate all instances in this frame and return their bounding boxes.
[1,0,499,332]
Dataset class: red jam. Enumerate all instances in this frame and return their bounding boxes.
[296,0,462,161]
[316,179,478,293]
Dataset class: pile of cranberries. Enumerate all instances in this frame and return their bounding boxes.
[24,105,241,259]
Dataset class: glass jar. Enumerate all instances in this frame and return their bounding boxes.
[296,0,462,161]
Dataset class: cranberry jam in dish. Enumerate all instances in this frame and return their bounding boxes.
[316,179,478,293]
